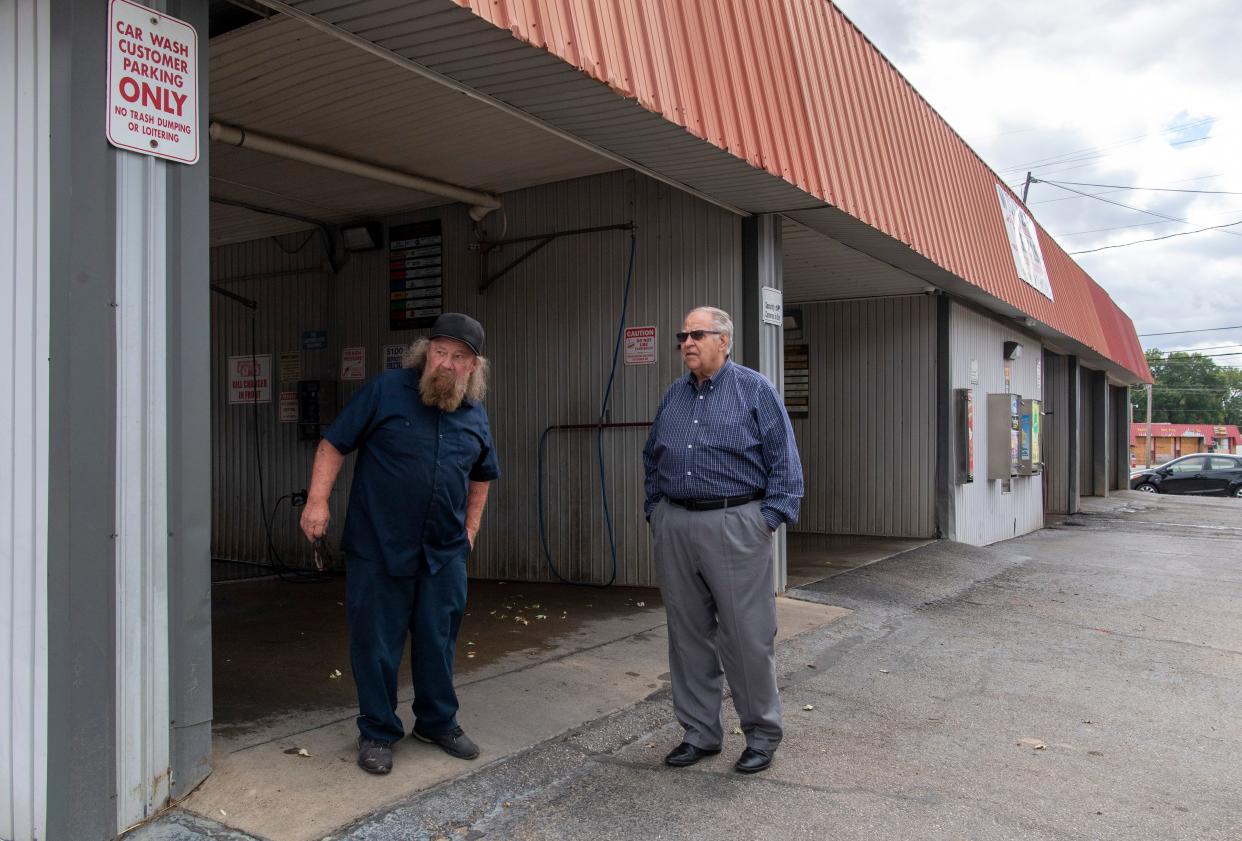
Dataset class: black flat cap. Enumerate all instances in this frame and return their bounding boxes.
[430,312,485,355]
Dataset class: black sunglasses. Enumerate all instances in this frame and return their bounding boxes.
[675,330,723,343]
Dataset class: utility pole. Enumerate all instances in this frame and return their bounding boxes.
[1021,172,1034,204]
[1146,383,1154,467]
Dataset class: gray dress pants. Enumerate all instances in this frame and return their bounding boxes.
[651,498,782,751]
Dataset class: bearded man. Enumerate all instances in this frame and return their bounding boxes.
[301,312,499,775]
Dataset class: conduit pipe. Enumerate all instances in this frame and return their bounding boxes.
[208,120,502,221]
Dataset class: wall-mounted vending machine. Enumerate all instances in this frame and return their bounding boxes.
[987,393,1021,480]
[1018,398,1042,475]
[956,388,974,483]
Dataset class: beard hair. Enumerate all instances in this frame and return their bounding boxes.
[420,365,469,412]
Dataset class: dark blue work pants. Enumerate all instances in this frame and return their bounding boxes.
[346,554,467,744]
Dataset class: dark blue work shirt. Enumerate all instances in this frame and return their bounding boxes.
[643,358,803,529]
[324,368,500,576]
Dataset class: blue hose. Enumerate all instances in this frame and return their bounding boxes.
[538,232,637,586]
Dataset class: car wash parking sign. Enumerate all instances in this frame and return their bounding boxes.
[107,0,199,164]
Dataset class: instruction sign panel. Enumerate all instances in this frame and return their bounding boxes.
[389,220,443,330]
[384,343,407,371]
[107,0,199,164]
[278,351,302,383]
[302,330,327,350]
[761,286,783,326]
[227,354,271,404]
[624,326,657,365]
[278,391,299,423]
[341,346,366,381]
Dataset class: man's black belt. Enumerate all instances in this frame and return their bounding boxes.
[666,492,763,511]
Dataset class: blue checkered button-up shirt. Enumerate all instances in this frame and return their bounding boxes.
[643,358,803,529]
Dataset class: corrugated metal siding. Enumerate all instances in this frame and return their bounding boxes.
[208,15,619,246]
[210,233,342,577]
[782,218,927,303]
[789,297,936,538]
[950,303,1045,546]
[212,169,741,586]
[1042,352,1071,515]
[432,0,1150,383]
[1,0,50,837]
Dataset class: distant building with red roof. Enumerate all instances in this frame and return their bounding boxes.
[1131,423,1241,466]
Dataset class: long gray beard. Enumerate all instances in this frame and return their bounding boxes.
[420,366,468,412]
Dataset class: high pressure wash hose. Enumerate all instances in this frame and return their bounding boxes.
[538,231,638,586]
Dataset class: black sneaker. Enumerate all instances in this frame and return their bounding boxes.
[412,725,479,760]
[356,737,393,774]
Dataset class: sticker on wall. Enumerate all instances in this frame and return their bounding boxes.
[341,346,366,381]
[279,351,303,383]
[970,358,979,386]
[623,327,657,365]
[389,220,443,330]
[227,354,272,404]
[278,391,299,423]
[783,344,809,419]
[384,343,407,371]
[302,330,327,350]
[1036,358,1042,394]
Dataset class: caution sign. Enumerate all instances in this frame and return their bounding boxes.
[107,0,199,164]
[624,326,657,365]
[227,354,272,404]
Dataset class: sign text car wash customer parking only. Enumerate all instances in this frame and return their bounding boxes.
[107,0,199,165]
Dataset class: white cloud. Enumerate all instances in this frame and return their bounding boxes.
[833,0,1242,360]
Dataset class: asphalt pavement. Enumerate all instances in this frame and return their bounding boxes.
[133,491,1242,841]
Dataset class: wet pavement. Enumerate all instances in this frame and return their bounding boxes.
[212,577,663,737]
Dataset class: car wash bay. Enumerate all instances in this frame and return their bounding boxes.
[196,15,863,839]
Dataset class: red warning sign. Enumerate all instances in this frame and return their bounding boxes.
[107,0,199,164]
[624,326,657,365]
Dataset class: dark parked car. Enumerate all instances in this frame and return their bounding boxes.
[1130,453,1242,497]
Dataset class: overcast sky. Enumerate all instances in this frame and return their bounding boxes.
[832,0,1242,364]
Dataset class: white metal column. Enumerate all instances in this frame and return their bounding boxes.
[1,0,51,838]
[114,150,172,830]
[742,215,788,592]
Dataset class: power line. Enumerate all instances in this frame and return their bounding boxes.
[1039,178,1242,196]
[1140,325,1242,337]
[1039,181,1242,239]
[995,117,1216,175]
[1069,218,1242,254]
[1032,174,1226,207]
[1156,343,1242,353]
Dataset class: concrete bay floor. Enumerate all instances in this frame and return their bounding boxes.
[133,492,1241,840]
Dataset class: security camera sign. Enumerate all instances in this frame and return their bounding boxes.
[107,0,199,164]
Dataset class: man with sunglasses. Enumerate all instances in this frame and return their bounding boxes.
[643,306,804,775]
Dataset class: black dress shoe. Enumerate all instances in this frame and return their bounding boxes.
[734,746,773,774]
[663,741,721,767]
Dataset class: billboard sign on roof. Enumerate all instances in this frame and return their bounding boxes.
[995,185,1053,300]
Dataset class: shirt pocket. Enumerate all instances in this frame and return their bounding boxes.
[442,427,484,474]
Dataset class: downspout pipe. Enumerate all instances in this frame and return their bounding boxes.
[208,120,501,221]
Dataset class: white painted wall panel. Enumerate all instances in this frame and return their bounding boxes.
[789,296,937,538]
[210,170,742,587]
[950,304,1044,545]
[1,0,51,837]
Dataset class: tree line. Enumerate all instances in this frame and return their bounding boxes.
[1130,348,1242,426]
